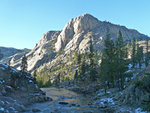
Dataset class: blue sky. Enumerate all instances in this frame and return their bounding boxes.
[0,0,150,49]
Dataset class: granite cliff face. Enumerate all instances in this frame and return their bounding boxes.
[55,14,100,52]
[55,13,148,53]
[26,31,61,71]
[0,47,29,60]
[4,14,149,72]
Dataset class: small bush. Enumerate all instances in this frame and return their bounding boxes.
[142,102,150,111]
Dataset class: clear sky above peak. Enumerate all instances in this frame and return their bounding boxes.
[0,0,150,49]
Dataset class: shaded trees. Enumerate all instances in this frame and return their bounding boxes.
[136,44,143,69]
[100,29,116,88]
[0,49,3,60]
[131,38,137,68]
[145,40,150,67]
[100,30,129,90]
[115,31,129,90]
[89,36,98,81]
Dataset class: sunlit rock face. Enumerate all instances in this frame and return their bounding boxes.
[55,13,100,52]
[55,13,149,53]
[25,31,61,71]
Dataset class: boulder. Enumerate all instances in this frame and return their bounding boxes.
[13,104,26,112]
[59,101,69,105]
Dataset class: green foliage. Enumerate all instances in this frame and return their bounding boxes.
[133,75,150,89]
[10,72,20,80]
[100,29,116,89]
[74,70,78,80]
[131,38,137,68]
[100,30,130,90]
[145,40,150,67]
[136,44,143,68]
[79,59,87,81]
[33,69,37,78]
[0,49,3,60]
[74,50,81,65]
[144,72,150,76]
[133,79,144,87]
[21,54,28,73]
[142,102,150,111]
[57,50,65,56]
[115,31,129,89]
[89,36,98,81]
[125,42,130,58]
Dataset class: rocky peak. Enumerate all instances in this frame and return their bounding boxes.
[55,14,100,52]
[72,13,100,33]
[39,31,61,46]
[55,13,149,52]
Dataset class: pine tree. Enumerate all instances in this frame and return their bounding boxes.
[115,31,129,90]
[74,50,81,65]
[136,44,143,69]
[100,30,129,90]
[21,54,28,73]
[125,42,130,59]
[131,38,137,68]
[55,73,60,86]
[145,40,149,67]
[100,29,116,88]
[79,59,86,81]
[74,70,78,81]
[73,50,82,81]
[0,49,3,60]
[32,69,37,83]
[33,69,37,79]
[89,36,97,81]
[100,54,109,93]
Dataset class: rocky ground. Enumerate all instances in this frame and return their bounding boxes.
[63,82,149,113]
[0,62,52,113]
[57,66,150,113]
[0,61,150,113]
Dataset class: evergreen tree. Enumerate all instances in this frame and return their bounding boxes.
[32,69,37,83]
[74,70,78,81]
[89,36,97,81]
[0,49,3,60]
[100,54,109,93]
[125,42,130,59]
[79,59,86,81]
[73,50,82,81]
[100,30,129,90]
[100,29,116,88]
[33,69,37,79]
[45,77,52,87]
[115,31,129,90]
[136,44,143,69]
[55,73,60,86]
[145,40,149,67]
[21,54,28,73]
[74,50,81,65]
[131,38,137,68]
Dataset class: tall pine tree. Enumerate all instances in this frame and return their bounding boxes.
[131,38,137,68]
[89,36,97,81]
[100,29,116,88]
[0,49,3,60]
[136,44,143,69]
[145,40,149,67]
[115,31,129,90]
[21,54,28,73]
